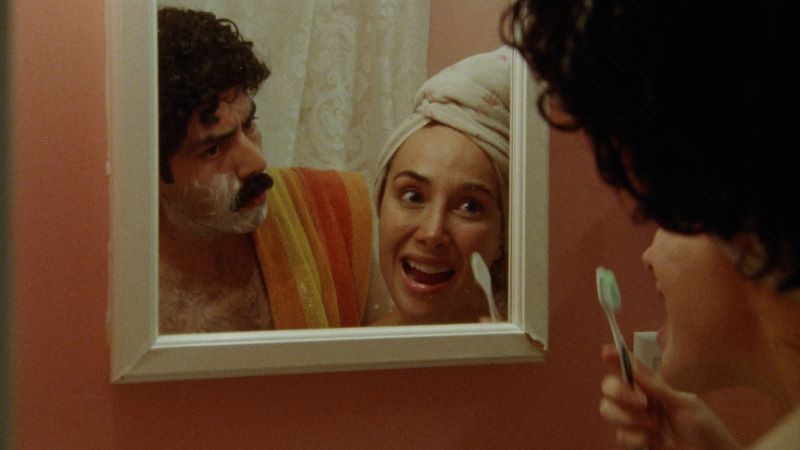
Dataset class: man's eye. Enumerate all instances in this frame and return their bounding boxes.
[204,144,220,158]
[243,116,257,133]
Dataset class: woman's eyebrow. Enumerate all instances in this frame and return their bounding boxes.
[393,170,496,197]
[462,182,495,198]
[392,170,429,184]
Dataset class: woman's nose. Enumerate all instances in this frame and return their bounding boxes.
[641,228,660,272]
[414,206,449,248]
[233,134,267,179]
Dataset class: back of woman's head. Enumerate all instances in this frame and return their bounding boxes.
[504,0,800,291]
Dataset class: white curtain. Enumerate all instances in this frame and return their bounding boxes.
[159,0,430,181]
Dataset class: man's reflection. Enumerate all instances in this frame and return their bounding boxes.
[371,47,511,325]
[158,7,372,333]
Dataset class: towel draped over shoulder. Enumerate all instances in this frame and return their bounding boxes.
[252,167,372,329]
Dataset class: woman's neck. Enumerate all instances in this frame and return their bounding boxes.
[753,284,800,413]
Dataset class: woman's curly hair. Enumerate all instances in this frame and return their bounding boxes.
[158,7,270,182]
[503,1,799,291]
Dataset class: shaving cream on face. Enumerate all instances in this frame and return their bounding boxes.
[161,172,268,239]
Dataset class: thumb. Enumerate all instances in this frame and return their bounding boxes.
[602,343,687,408]
[629,358,695,410]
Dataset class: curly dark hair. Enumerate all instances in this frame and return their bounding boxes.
[157,7,270,183]
[502,1,799,291]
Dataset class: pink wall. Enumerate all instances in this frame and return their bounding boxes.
[428,0,508,75]
[11,1,778,449]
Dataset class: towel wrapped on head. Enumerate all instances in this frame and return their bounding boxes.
[374,46,512,217]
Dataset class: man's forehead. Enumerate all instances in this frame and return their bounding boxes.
[188,92,254,130]
[197,89,254,119]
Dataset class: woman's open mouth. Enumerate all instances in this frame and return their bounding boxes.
[402,258,455,285]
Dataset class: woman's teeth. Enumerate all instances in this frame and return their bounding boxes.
[407,260,450,274]
[403,259,455,285]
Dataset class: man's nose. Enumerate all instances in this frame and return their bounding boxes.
[233,134,267,179]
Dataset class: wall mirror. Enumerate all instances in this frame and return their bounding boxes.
[106,0,548,383]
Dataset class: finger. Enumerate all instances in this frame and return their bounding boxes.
[603,344,652,378]
[601,343,641,382]
[603,346,669,401]
[601,343,620,368]
[615,426,658,450]
[626,358,686,407]
[601,374,649,409]
[598,397,659,432]
[602,342,618,356]
[602,346,655,407]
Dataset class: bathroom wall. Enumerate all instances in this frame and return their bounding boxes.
[1,1,11,448]
[428,0,508,75]
[10,0,778,448]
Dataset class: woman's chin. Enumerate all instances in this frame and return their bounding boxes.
[388,279,481,324]
[395,304,444,325]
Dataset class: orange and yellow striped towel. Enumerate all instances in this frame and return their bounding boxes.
[252,167,372,329]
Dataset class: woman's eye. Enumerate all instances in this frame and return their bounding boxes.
[458,198,484,215]
[399,189,423,204]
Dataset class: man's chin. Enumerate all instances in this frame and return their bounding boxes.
[184,205,268,236]
[161,203,268,238]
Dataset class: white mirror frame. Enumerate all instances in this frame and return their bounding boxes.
[106,0,548,383]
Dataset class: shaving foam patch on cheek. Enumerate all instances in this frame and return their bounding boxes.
[161,172,266,237]
[191,173,240,215]
[197,173,265,234]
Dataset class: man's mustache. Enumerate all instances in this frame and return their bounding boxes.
[232,172,273,211]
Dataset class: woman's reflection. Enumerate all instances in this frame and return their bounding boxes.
[371,47,511,325]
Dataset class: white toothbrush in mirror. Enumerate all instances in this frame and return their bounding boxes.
[471,252,501,322]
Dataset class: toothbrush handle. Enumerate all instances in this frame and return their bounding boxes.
[618,344,645,449]
[619,344,634,386]
[608,314,635,386]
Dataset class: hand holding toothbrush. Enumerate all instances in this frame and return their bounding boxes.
[599,343,743,449]
[595,267,742,449]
